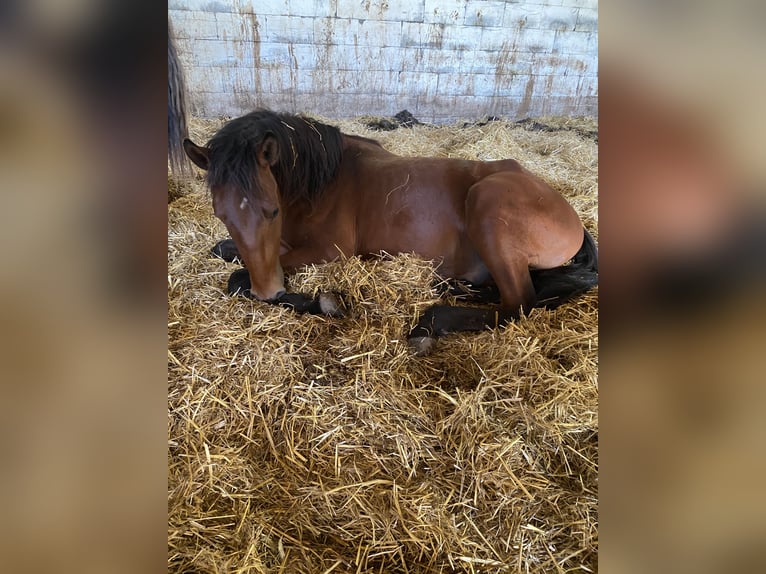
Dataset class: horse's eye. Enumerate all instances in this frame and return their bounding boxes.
[263,207,279,220]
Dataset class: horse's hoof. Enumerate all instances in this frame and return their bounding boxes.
[227,268,252,297]
[211,239,241,263]
[318,292,345,317]
[408,336,437,356]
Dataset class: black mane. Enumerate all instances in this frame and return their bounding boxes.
[205,110,346,205]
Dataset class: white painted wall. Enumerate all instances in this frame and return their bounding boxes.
[169,0,597,123]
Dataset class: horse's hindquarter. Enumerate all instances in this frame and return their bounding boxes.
[465,170,584,269]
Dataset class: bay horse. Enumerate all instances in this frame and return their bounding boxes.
[183,110,597,354]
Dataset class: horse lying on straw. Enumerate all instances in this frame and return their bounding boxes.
[184,110,597,354]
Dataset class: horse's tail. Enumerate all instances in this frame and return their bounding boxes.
[530,228,598,309]
[168,21,189,176]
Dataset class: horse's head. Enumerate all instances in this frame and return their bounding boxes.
[183,135,286,301]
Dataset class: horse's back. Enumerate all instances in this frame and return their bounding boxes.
[337,138,582,272]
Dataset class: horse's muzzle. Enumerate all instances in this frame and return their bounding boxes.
[263,289,286,302]
[270,289,287,302]
[238,285,285,302]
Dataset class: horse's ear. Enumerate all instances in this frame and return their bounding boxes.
[257,133,280,167]
[183,139,210,170]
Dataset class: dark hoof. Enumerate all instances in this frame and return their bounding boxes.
[318,292,345,317]
[211,239,241,263]
[408,336,437,356]
[227,268,253,298]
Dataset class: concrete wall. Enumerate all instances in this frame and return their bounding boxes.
[169,0,597,123]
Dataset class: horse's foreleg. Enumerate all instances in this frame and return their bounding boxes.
[226,268,345,317]
[276,292,344,316]
[211,239,241,263]
[214,239,344,315]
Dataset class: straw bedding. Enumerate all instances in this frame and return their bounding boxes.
[168,113,598,573]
